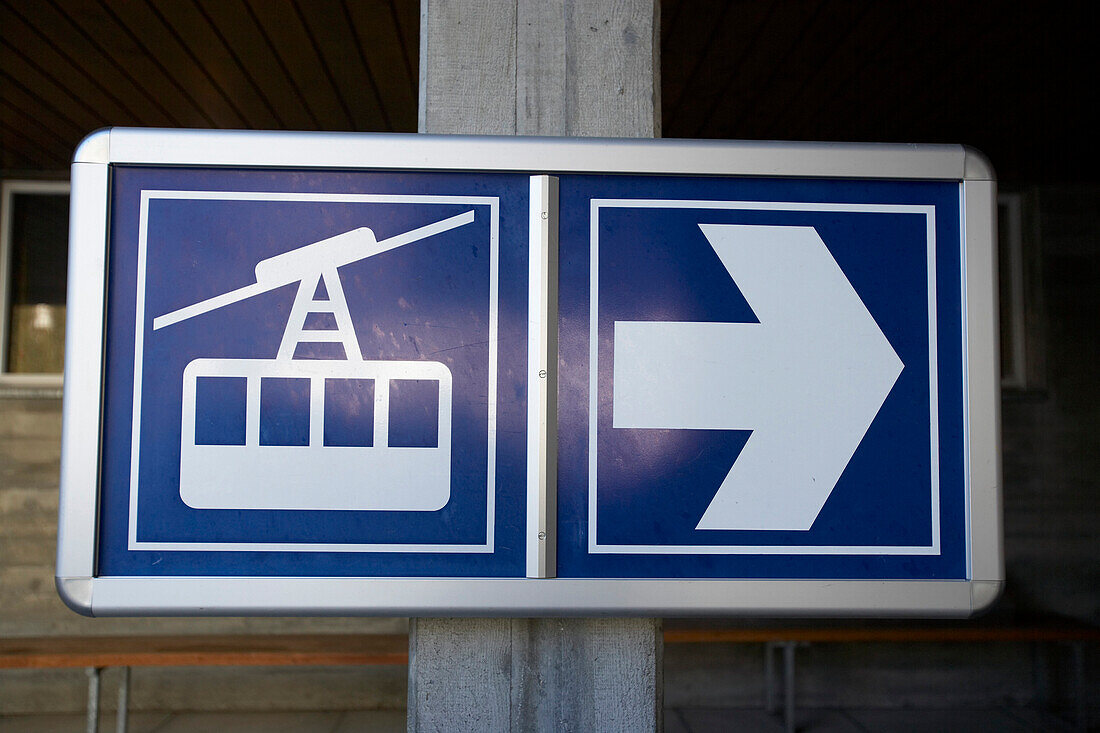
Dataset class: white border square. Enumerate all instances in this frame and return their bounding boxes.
[588,199,942,556]
[127,191,500,553]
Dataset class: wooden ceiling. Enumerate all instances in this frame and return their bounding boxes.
[0,0,419,170]
[661,0,1096,182]
[1,0,1094,182]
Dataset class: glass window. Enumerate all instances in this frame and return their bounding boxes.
[1,180,70,379]
[997,191,1043,391]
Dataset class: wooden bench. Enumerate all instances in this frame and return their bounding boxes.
[0,634,408,733]
[4,622,1097,733]
[665,619,1100,733]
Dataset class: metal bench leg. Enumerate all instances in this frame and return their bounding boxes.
[85,667,102,733]
[1072,642,1085,732]
[117,666,130,733]
[783,642,797,733]
[765,641,778,713]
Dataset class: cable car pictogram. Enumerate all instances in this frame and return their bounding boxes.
[153,210,475,512]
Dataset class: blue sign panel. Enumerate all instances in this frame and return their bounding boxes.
[556,174,966,579]
[59,132,1002,614]
[97,167,530,577]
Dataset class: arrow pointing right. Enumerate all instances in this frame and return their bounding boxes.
[612,223,904,532]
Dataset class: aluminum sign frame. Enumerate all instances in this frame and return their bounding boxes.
[57,128,1001,616]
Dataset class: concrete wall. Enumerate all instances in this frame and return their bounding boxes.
[999,185,1100,623]
[1,184,1098,714]
[664,640,1098,710]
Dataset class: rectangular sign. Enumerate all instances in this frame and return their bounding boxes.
[558,178,964,580]
[57,129,1001,616]
[97,170,529,578]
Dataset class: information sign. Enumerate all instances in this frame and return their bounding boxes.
[57,129,1001,615]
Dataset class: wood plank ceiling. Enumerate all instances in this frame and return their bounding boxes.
[1,0,1095,182]
[660,0,1096,182]
[0,0,418,171]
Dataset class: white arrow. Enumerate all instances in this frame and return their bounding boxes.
[612,224,903,531]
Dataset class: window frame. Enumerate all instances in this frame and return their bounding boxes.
[0,178,71,389]
[996,190,1045,392]
[997,192,1026,388]
[1,182,1039,392]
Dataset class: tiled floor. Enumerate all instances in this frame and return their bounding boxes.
[0,708,1082,733]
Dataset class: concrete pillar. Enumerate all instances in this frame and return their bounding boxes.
[409,618,662,731]
[418,0,660,137]
[411,1,662,731]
